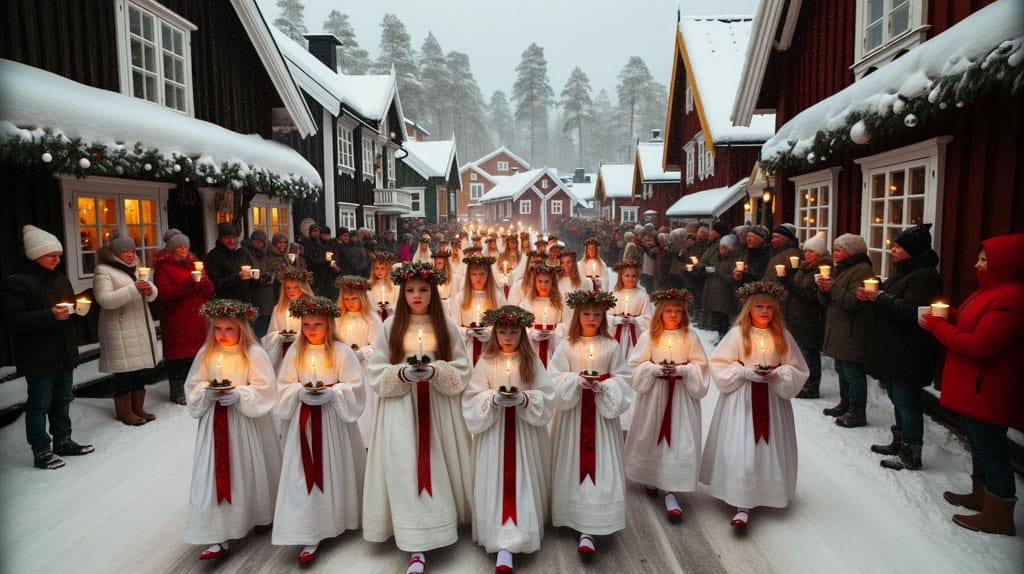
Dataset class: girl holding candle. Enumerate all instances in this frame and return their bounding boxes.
[700,282,808,529]
[431,249,456,312]
[608,261,652,431]
[578,238,610,290]
[548,289,633,556]
[183,299,281,561]
[623,289,708,520]
[507,250,546,305]
[450,255,507,366]
[519,262,572,369]
[368,251,399,321]
[363,262,474,574]
[335,275,383,443]
[262,267,315,371]
[558,250,595,295]
[463,306,554,573]
[272,297,366,564]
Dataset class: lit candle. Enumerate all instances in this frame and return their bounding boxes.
[347,324,353,344]
[311,355,317,383]
[759,338,767,366]
[325,252,333,261]
[286,313,293,332]
[587,343,594,374]
[667,335,674,364]
[775,264,787,277]
[819,265,832,278]
[864,278,879,292]
[542,305,549,326]
[623,294,630,315]
[789,255,799,268]
[589,262,596,277]
[735,261,746,271]
[193,261,204,271]
[506,357,512,387]
[476,304,483,324]
[689,256,698,265]
[215,353,223,381]
[380,286,385,305]
[417,328,424,358]
[930,302,949,319]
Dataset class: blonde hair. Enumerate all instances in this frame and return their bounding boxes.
[337,285,375,324]
[567,303,612,343]
[650,301,689,342]
[613,264,640,291]
[274,278,315,318]
[460,262,500,311]
[735,293,789,358]
[294,312,340,372]
[481,325,536,385]
[204,318,259,365]
[530,270,563,310]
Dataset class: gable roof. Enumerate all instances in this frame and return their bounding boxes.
[478,167,571,203]
[459,162,499,184]
[731,0,802,126]
[401,140,458,180]
[666,177,749,218]
[594,164,634,201]
[471,146,530,169]
[635,142,681,183]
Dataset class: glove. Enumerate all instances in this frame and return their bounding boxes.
[673,364,690,377]
[403,365,434,382]
[204,388,224,402]
[357,346,375,361]
[216,389,240,406]
[621,314,634,324]
[578,376,603,392]
[919,313,944,331]
[471,329,492,342]
[300,387,336,405]
[740,367,766,383]
[610,315,624,326]
[492,392,523,407]
[528,329,549,342]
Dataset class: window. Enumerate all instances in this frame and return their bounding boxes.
[117,0,195,114]
[497,160,509,172]
[541,178,549,189]
[856,137,951,278]
[704,140,715,179]
[470,172,478,181]
[337,125,354,173]
[361,135,375,182]
[519,200,532,215]
[854,0,928,79]
[551,199,563,214]
[386,148,396,187]
[685,83,693,113]
[621,206,638,224]
[249,198,290,238]
[601,206,611,220]
[339,209,357,230]
[696,137,706,180]
[363,210,376,232]
[410,191,421,212]
[684,142,695,185]
[470,183,484,200]
[790,167,841,248]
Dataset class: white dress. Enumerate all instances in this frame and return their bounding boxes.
[558,275,594,296]
[262,303,301,371]
[362,314,474,551]
[700,326,809,509]
[518,296,572,368]
[463,353,554,553]
[548,336,633,535]
[272,341,366,545]
[369,280,399,318]
[607,286,651,430]
[577,258,611,291]
[448,288,508,366]
[183,343,282,544]
[623,329,708,491]
[336,312,382,444]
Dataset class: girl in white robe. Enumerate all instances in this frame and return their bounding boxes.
[623,289,708,520]
[335,276,383,445]
[463,306,554,573]
[368,253,399,322]
[261,268,314,371]
[607,262,652,430]
[700,286,809,528]
[431,250,456,314]
[558,251,595,295]
[548,291,634,557]
[518,263,572,369]
[412,236,433,263]
[363,262,474,574]
[272,297,366,564]
[578,239,611,291]
[183,299,282,561]
[507,250,545,305]
[449,255,507,366]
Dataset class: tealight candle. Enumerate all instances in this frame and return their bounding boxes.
[689,256,699,265]
[75,297,92,316]
[819,265,832,278]
[930,302,949,319]
[191,270,202,282]
[864,278,879,292]
[240,265,251,275]
[775,264,786,277]
[288,253,297,263]
[325,252,333,261]
[193,261,204,271]
[735,261,746,271]
[789,255,800,268]
[138,266,151,280]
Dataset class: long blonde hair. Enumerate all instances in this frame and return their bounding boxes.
[274,278,315,316]
[735,293,789,358]
[294,311,340,373]
[204,318,259,365]
[650,301,689,343]
[481,325,536,385]
[567,303,612,343]
[337,286,375,324]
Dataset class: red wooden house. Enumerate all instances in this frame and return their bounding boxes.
[593,163,638,224]
[476,168,579,233]
[458,146,530,221]
[632,137,681,229]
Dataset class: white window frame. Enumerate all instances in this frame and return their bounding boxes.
[621,206,638,224]
[601,206,611,220]
[337,123,355,175]
[410,191,422,214]
[386,147,396,187]
[853,0,929,80]
[519,200,532,215]
[497,160,510,172]
[362,206,377,232]
[115,0,196,115]
[790,167,841,248]
[696,136,706,180]
[684,142,695,185]
[470,183,484,200]
[361,135,375,182]
[541,178,549,189]
[856,136,951,279]
[470,172,478,181]
[338,206,357,230]
[685,82,693,113]
[249,195,291,239]
[704,139,715,179]
[551,199,563,214]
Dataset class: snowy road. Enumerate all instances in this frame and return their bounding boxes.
[1,328,1021,573]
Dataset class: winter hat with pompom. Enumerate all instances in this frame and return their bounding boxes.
[834,233,867,256]
[802,231,828,256]
[22,225,63,260]
[894,223,933,257]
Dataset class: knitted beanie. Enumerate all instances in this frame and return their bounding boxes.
[802,231,828,255]
[894,223,933,257]
[166,231,190,250]
[109,234,136,254]
[834,233,867,256]
[22,225,63,260]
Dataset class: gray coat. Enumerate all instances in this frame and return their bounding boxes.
[819,253,875,362]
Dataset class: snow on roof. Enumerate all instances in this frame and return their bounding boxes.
[0,59,321,186]
[401,140,457,179]
[636,142,681,182]
[478,168,547,202]
[596,164,634,199]
[666,177,749,218]
[471,146,530,170]
[678,15,776,144]
[762,0,1024,163]
[566,178,597,202]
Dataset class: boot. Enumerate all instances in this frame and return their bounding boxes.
[114,394,145,426]
[169,380,186,405]
[953,490,1017,536]
[881,444,922,470]
[796,381,820,399]
[835,402,867,428]
[871,426,902,455]
[823,398,849,417]
[944,479,985,512]
[131,389,156,422]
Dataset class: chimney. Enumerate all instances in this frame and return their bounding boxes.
[304,34,342,72]
[511,167,520,175]
[650,128,663,142]
[573,168,585,183]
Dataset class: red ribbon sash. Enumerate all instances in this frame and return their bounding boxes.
[503,284,510,298]
[213,403,231,504]
[501,407,517,525]
[472,338,482,366]
[657,374,678,446]
[282,339,293,357]
[751,381,770,444]
[299,403,324,494]
[613,323,638,346]
[533,324,551,368]
[579,373,612,484]
[379,304,389,322]
[416,380,433,496]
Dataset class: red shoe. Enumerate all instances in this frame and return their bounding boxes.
[298,549,317,564]
[406,553,426,574]
[577,534,596,555]
[666,507,683,520]
[730,509,750,528]
[199,544,227,560]
[496,564,514,573]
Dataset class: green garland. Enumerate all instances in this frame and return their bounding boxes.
[0,129,321,202]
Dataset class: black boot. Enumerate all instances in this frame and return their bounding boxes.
[796,381,820,399]
[823,398,849,417]
[871,426,902,455]
[169,380,186,405]
[835,402,867,428]
[53,438,95,456]
[33,448,66,470]
[881,444,922,470]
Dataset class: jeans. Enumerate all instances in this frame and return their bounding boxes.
[25,370,74,453]
[799,344,821,387]
[964,417,1015,498]
[885,382,923,445]
[834,359,867,403]
[165,358,192,383]
[111,371,146,396]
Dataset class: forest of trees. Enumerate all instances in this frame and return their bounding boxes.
[272,0,667,171]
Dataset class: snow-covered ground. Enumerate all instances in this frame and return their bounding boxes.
[0,328,1021,573]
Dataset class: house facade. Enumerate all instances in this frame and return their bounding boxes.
[593,164,637,224]
[476,168,577,233]
[632,138,682,228]
[396,140,460,224]
[457,146,531,220]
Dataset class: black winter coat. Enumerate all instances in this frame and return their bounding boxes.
[0,263,80,376]
[205,242,258,305]
[782,256,832,350]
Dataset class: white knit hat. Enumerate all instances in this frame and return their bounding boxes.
[834,233,867,256]
[802,231,828,256]
[22,225,63,260]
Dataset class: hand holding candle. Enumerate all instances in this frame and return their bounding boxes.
[819,265,831,278]
[863,278,879,292]
[930,302,949,319]
[789,255,800,268]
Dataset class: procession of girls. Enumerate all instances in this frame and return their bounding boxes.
[181,240,808,574]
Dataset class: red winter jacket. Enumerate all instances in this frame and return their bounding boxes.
[930,234,1024,428]
[153,252,215,360]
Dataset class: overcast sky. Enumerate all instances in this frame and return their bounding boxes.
[256,0,757,101]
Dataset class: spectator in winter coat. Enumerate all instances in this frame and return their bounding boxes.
[398,233,414,263]
[701,235,741,337]
[266,232,290,298]
[921,233,1024,536]
[246,230,277,337]
[733,225,771,285]
[205,222,258,305]
[781,232,830,399]
[858,224,942,470]
[0,225,94,469]
[816,233,875,428]
[765,224,801,281]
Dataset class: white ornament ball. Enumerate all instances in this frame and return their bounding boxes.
[115,165,125,175]
[173,164,181,172]
[904,113,919,127]
[143,163,152,171]
[41,152,53,163]
[892,99,905,114]
[939,101,948,109]
[850,120,870,145]
[807,152,816,164]
[206,177,214,184]
[78,157,91,169]
[819,155,828,162]
[956,101,965,108]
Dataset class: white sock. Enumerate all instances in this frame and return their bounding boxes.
[407,552,426,574]
[205,542,226,553]
[496,549,513,569]
[665,492,681,513]
[301,544,318,555]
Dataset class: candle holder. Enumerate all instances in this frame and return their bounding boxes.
[207,379,235,391]
[754,364,777,375]
[303,380,328,393]
[350,343,360,352]
[406,355,432,369]
[579,370,600,381]
[498,385,519,397]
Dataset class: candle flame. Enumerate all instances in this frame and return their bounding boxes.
[417,328,423,341]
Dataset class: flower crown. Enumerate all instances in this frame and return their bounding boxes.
[525,250,545,259]
[289,296,342,318]
[336,275,369,291]
[530,262,563,276]
[736,281,789,302]
[418,237,431,243]
[558,249,578,260]
[471,235,484,242]
[200,299,258,322]
[651,288,694,307]
[584,237,601,245]
[565,289,617,310]
[613,260,641,271]
[431,249,452,259]
[279,266,313,282]
[463,255,496,267]
[463,246,483,255]
[372,251,396,263]
[391,261,447,285]
[480,305,535,329]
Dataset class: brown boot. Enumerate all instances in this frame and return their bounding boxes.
[114,394,145,426]
[131,389,156,422]
[953,490,1017,536]
[943,479,985,512]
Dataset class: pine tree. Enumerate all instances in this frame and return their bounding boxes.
[372,14,424,121]
[273,0,307,45]
[616,56,656,160]
[487,91,515,149]
[588,89,621,164]
[511,43,555,165]
[322,10,370,74]
[446,51,492,161]
[639,80,668,141]
[419,32,450,138]
[560,66,593,167]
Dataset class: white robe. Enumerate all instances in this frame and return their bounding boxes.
[700,326,809,509]
[463,352,554,554]
[518,296,572,367]
[548,336,633,535]
[183,343,282,544]
[369,279,399,310]
[272,342,367,545]
[623,329,708,491]
[336,312,383,444]
[577,257,611,291]
[606,286,651,430]
[448,288,508,366]
[362,314,474,551]
[558,275,594,297]
[262,303,301,371]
